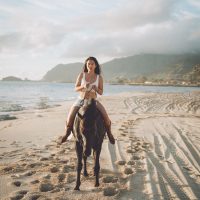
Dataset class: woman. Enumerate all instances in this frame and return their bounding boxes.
[61,56,115,144]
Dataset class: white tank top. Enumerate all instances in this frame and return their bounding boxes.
[81,73,99,92]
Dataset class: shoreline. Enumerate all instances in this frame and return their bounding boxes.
[1,80,200,87]
[110,82,200,87]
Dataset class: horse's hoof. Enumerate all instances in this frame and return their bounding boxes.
[74,186,80,190]
[84,172,89,177]
[95,183,100,187]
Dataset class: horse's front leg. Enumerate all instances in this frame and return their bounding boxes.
[83,155,89,177]
[74,141,83,190]
[93,149,101,187]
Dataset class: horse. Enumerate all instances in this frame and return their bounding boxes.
[73,98,106,190]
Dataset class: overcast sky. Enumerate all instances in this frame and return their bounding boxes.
[0,0,200,80]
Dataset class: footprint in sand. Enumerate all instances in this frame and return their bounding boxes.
[58,159,68,164]
[27,162,42,168]
[126,149,135,154]
[30,179,40,184]
[3,166,13,172]
[62,164,75,173]
[115,160,126,166]
[10,180,22,187]
[102,175,118,183]
[57,149,65,154]
[50,188,61,193]
[124,167,134,175]
[10,141,17,145]
[132,155,142,160]
[136,166,147,173]
[39,181,54,192]
[103,186,118,196]
[21,170,36,177]
[66,173,75,183]
[42,174,51,180]
[9,193,24,200]
[127,160,136,166]
[23,192,42,200]
[9,189,28,199]
[39,157,49,161]
[57,173,66,182]
[50,166,59,173]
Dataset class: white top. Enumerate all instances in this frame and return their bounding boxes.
[81,73,99,92]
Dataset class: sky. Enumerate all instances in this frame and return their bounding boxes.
[0,0,200,80]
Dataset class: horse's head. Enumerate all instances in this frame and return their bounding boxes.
[75,99,105,157]
[78,98,97,135]
[77,99,97,157]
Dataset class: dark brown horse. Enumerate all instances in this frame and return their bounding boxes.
[73,98,106,190]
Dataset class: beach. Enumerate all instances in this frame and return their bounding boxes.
[0,91,200,200]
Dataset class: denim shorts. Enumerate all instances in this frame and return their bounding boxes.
[72,97,84,107]
[72,97,98,108]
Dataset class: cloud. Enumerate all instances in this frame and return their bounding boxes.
[0,0,200,79]
[188,0,200,8]
[61,17,200,59]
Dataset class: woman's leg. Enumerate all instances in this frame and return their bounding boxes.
[61,106,80,143]
[96,101,115,144]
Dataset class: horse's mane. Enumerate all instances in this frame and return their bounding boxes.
[84,99,96,122]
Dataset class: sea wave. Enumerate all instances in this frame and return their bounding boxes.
[0,114,17,121]
[0,103,24,112]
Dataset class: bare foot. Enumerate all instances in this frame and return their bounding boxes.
[61,135,68,144]
[57,135,68,145]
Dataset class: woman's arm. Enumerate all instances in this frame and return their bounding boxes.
[92,75,103,95]
[75,73,85,92]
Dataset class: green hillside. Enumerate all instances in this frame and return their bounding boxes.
[42,54,200,84]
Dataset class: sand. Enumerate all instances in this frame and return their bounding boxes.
[0,91,200,200]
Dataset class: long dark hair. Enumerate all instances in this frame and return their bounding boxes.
[83,56,101,75]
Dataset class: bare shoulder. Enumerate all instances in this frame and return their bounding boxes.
[77,72,83,80]
[79,72,84,78]
[75,73,84,85]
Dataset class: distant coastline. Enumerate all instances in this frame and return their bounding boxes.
[0,76,41,82]
[1,76,32,82]
[1,78,199,87]
[110,82,200,87]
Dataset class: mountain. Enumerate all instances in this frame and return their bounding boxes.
[102,54,200,81]
[1,76,23,81]
[42,63,83,82]
[42,54,200,83]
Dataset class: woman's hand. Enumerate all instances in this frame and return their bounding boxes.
[84,83,90,89]
[83,91,90,99]
[91,85,98,91]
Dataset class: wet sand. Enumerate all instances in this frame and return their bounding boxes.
[0,91,200,200]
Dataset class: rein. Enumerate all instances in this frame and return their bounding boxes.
[80,86,96,107]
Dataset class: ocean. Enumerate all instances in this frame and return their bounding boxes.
[0,81,199,116]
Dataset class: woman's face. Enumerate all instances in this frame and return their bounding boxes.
[86,59,96,72]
